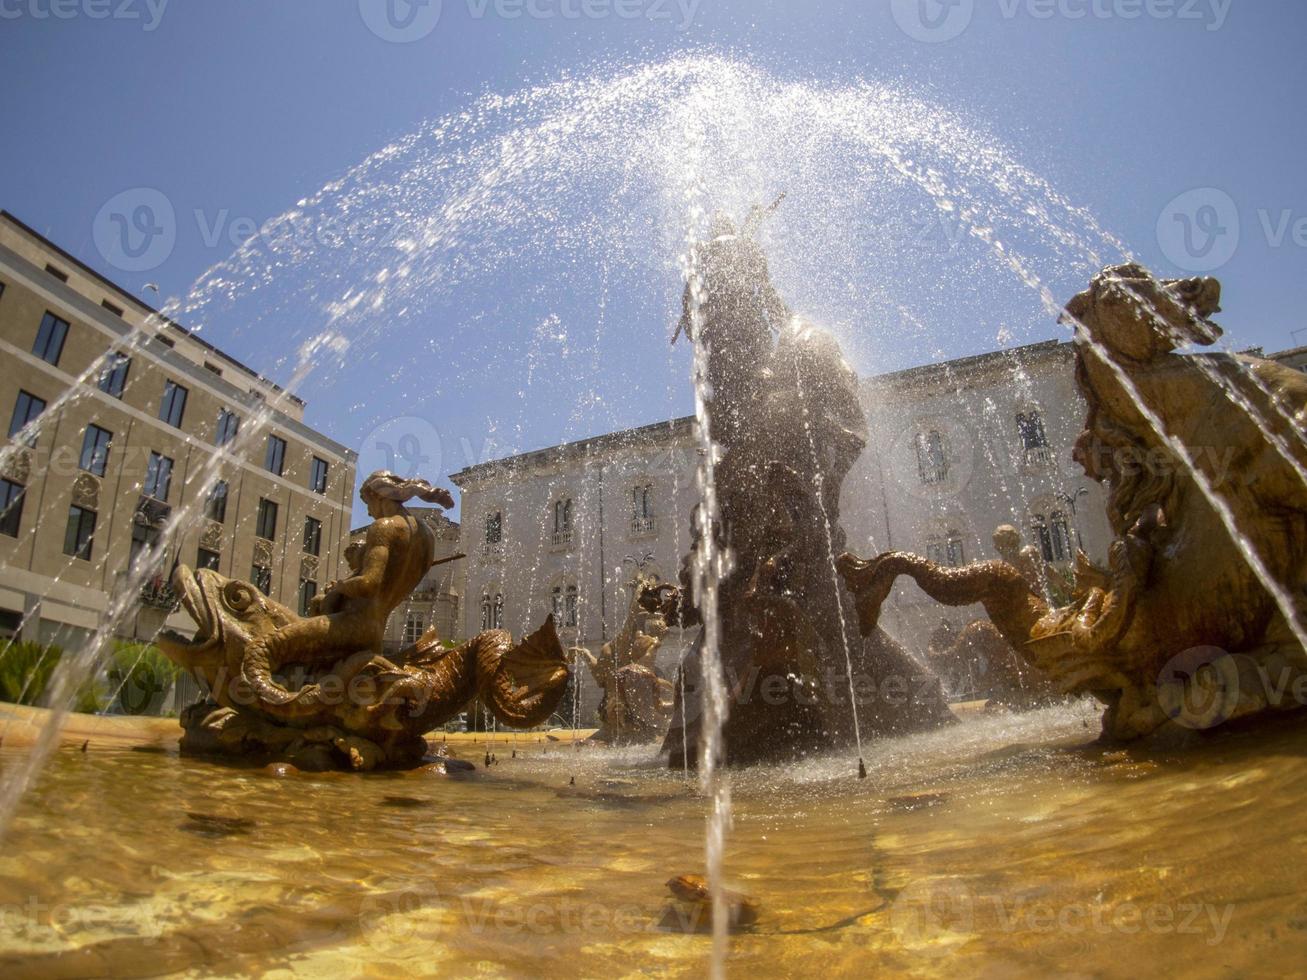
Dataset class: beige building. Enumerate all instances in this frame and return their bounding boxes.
[351,508,463,652]
[0,211,357,649]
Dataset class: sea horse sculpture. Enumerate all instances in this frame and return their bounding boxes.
[157,471,570,770]
[840,264,1307,742]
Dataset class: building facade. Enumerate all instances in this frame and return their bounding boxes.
[351,507,463,652]
[451,339,1121,701]
[0,212,358,649]
[452,418,701,720]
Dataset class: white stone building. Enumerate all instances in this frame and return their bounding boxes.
[448,339,1153,720]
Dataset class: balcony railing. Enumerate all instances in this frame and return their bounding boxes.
[481,541,504,560]
[631,516,656,537]
[551,529,574,549]
[1024,446,1053,466]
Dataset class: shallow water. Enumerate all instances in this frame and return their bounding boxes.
[1,703,1304,978]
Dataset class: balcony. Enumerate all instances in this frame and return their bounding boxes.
[481,541,504,561]
[551,529,574,551]
[631,516,657,538]
[136,572,180,612]
[1023,446,1053,466]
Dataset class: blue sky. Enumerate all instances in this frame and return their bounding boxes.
[2,0,1303,524]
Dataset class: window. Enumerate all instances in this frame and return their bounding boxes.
[256,498,278,541]
[204,481,228,523]
[101,300,124,317]
[552,584,579,628]
[404,612,426,645]
[309,457,329,495]
[144,452,173,501]
[156,334,175,349]
[915,430,948,485]
[633,483,655,533]
[1017,411,1049,450]
[79,425,113,477]
[8,390,46,444]
[130,520,161,574]
[481,593,504,630]
[264,435,287,476]
[926,533,965,568]
[300,579,319,617]
[98,352,131,398]
[252,564,272,596]
[34,313,69,365]
[553,498,574,546]
[303,516,322,556]
[204,362,223,376]
[946,533,966,568]
[159,381,188,428]
[1032,512,1074,563]
[215,408,240,447]
[485,511,503,544]
[44,264,68,283]
[63,505,96,560]
[0,479,25,537]
[1050,511,1074,562]
[196,548,221,572]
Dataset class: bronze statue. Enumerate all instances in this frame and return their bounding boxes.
[574,572,677,744]
[157,471,570,770]
[664,206,954,766]
[840,264,1307,741]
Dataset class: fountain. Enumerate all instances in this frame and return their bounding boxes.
[661,210,955,768]
[2,55,1307,977]
[839,264,1307,742]
[155,471,570,770]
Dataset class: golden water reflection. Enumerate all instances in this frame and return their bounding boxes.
[1,701,1305,977]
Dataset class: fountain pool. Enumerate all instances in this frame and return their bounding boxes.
[1,701,1304,976]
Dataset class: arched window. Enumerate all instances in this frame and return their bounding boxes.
[485,511,503,545]
[404,612,427,646]
[481,593,493,630]
[1016,410,1049,450]
[632,483,655,534]
[1032,513,1054,562]
[493,593,505,629]
[946,532,966,568]
[551,583,580,628]
[915,430,948,485]
[552,498,574,546]
[1050,511,1073,562]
